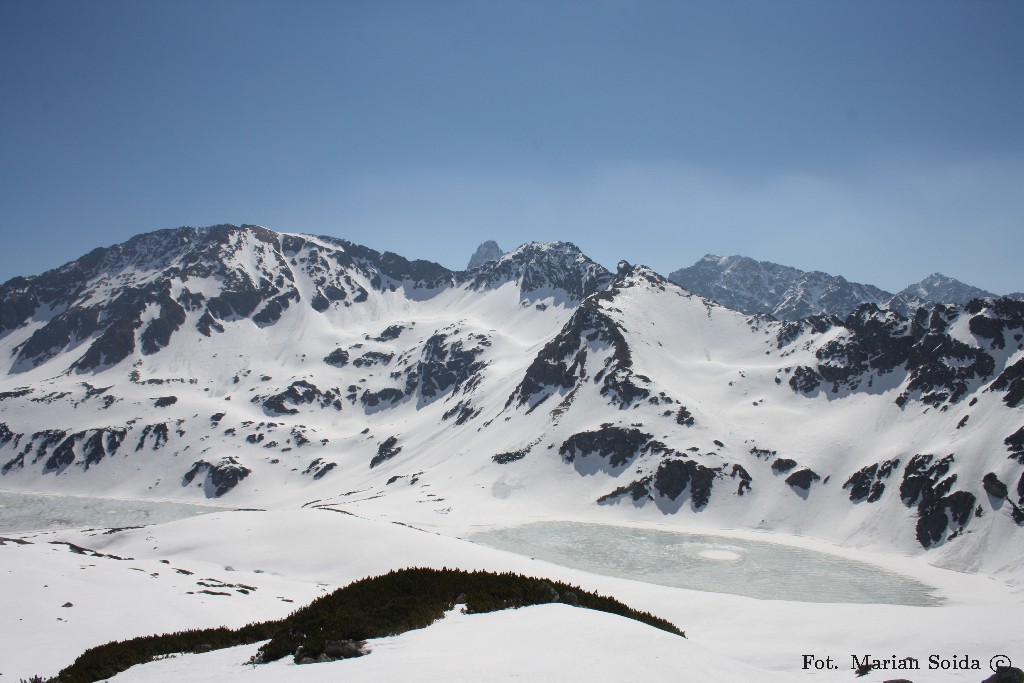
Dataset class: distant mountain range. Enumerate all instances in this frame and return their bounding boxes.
[666,253,1015,320]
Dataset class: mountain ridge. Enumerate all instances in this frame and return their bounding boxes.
[667,253,1009,320]
[1,224,1023,579]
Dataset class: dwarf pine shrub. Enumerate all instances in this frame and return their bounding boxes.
[49,567,683,683]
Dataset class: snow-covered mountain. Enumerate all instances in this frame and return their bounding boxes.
[1,225,1023,572]
[668,253,1010,320]
[667,254,894,320]
[467,240,504,270]
[888,272,997,315]
[4,224,1024,682]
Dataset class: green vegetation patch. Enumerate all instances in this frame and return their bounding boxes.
[45,567,684,683]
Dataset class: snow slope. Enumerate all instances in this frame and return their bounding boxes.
[3,508,1020,682]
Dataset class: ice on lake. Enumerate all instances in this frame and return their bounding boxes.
[471,521,940,606]
[0,490,223,533]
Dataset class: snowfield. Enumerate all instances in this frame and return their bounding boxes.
[2,504,1022,682]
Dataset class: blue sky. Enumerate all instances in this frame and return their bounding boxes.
[1,0,1022,293]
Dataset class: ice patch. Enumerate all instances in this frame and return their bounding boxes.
[0,491,224,533]
[471,521,940,606]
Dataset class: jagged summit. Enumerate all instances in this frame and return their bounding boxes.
[668,254,1016,320]
[0,224,460,373]
[887,272,996,315]
[668,254,891,320]
[466,240,504,270]
[0,228,617,375]
[466,241,613,303]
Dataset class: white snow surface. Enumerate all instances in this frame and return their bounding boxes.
[2,507,1021,682]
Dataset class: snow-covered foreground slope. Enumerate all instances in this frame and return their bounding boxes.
[99,606,763,683]
[2,508,1021,682]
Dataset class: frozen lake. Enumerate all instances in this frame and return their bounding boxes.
[471,521,940,606]
[0,490,224,533]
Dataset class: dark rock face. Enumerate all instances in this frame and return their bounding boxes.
[1,429,66,474]
[370,436,402,468]
[39,427,127,473]
[135,423,170,451]
[771,458,797,473]
[811,306,914,394]
[406,333,487,401]
[843,459,900,502]
[917,489,976,547]
[508,295,651,411]
[970,313,1008,349]
[441,399,481,425]
[360,388,405,408]
[153,396,178,407]
[598,457,721,510]
[654,458,719,507]
[352,351,393,368]
[0,423,18,455]
[675,406,694,426]
[467,240,504,270]
[182,457,251,497]
[559,426,651,469]
[900,454,976,548]
[466,242,612,303]
[323,348,349,367]
[785,468,821,490]
[783,299,1023,408]
[730,464,752,495]
[371,324,405,342]
[776,315,836,349]
[597,478,651,503]
[302,458,337,480]
[1006,427,1024,464]
[982,473,1009,499]
[139,290,187,354]
[989,358,1024,408]
[900,454,955,505]
[260,381,342,415]
[896,306,996,406]
[0,287,38,334]
[789,366,825,393]
[492,449,528,464]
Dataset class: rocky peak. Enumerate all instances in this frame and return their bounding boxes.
[668,254,893,320]
[465,241,613,303]
[466,240,504,270]
[1,225,457,374]
[608,263,675,293]
[886,273,996,316]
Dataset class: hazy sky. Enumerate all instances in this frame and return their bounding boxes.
[2,0,1022,293]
